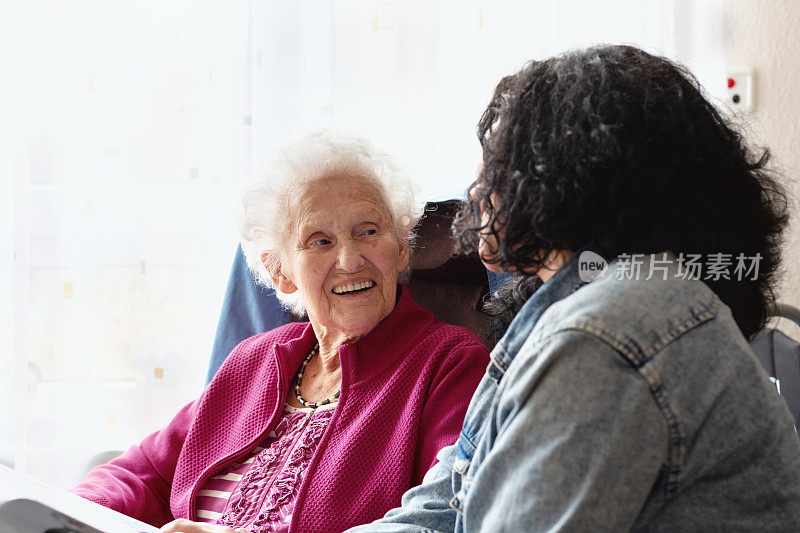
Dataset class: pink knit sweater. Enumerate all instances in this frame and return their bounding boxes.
[71,286,489,532]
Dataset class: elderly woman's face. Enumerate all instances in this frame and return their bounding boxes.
[279,174,409,340]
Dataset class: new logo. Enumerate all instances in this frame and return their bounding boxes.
[578,251,608,283]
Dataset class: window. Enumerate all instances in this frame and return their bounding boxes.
[3,0,723,488]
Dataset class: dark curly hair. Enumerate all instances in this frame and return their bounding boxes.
[455,45,789,339]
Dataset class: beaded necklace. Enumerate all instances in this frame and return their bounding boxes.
[294,344,340,409]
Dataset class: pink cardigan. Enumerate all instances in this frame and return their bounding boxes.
[71,285,489,532]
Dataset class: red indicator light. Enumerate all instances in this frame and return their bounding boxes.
[727,77,736,89]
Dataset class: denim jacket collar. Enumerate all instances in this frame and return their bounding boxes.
[489,245,597,379]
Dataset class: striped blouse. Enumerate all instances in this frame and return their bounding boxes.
[195,402,337,532]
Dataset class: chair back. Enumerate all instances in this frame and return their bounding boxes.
[749,303,800,428]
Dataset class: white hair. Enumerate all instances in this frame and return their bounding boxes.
[238,130,425,315]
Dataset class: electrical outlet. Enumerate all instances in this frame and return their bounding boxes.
[726,69,754,113]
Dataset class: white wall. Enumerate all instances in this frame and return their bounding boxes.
[724,0,800,334]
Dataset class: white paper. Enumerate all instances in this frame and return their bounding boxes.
[0,465,158,533]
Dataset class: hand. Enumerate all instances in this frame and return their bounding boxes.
[159,519,249,533]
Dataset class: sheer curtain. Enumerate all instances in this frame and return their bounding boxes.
[3,0,724,489]
[4,0,251,488]
[250,0,725,201]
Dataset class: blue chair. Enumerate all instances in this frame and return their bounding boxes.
[205,243,291,384]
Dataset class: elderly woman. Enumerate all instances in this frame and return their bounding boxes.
[353,45,800,532]
[71,131,489,533]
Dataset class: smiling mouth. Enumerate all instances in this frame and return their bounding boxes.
[332,280,376,295]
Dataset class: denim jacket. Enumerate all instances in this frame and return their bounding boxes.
[350,250,800,532]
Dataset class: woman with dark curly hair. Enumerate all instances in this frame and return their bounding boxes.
[350,45,800,532]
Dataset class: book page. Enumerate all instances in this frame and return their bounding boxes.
[0,465,158,533]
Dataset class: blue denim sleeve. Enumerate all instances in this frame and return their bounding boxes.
[464,330,669,532]
[346,445,458,533]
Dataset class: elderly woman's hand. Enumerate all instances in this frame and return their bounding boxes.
[159,519,249,533]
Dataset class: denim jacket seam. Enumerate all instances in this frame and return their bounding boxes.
[556,298,719,368]
[562,323,646,365]
[543,325,687,496]
[648,296,720,357]
[487,287,716,500]
[489,347,511,375]
[637,362,685,497]
[458,429,478,457]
